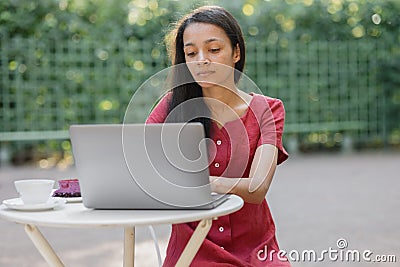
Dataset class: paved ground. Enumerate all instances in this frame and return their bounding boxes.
[0,151,399,266]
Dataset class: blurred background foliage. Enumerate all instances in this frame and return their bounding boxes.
[2,0,399,42]
[0,0,399,168]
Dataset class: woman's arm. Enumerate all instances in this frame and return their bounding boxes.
[209,144,278,204]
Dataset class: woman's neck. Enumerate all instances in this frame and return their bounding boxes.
[202,85,240,106]
[202,86,252,124]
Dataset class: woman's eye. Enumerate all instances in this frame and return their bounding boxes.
[210,48,220,53]
[186,51,196,57]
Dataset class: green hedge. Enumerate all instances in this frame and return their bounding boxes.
[1,0,399,165]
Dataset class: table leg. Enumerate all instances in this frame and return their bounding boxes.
[24,224,65,267]
[123,227,135,267]
[175,218,213,267]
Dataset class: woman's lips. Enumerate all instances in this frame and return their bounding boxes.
[196,71,215,77]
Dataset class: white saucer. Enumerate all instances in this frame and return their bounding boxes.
[54,196,82,203]
[2,198,66,211]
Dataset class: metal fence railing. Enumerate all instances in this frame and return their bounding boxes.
[246,39,392,151]
[0,33,397,164]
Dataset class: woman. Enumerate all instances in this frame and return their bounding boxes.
[146,5,290,266]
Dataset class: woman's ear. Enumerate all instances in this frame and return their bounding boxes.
[233,44,240,63]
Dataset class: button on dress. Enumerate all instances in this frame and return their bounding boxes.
[146,92,290,266]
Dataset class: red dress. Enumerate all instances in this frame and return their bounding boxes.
[146,92,290,266]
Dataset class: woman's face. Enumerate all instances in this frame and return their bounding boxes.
[182,22,240,89]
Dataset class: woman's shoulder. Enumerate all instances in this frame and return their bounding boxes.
[145,92,172,123]
[250,92,284,111]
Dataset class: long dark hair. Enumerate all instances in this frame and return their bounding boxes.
[165,6,246,138]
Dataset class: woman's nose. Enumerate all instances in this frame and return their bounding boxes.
[197,51,210,65]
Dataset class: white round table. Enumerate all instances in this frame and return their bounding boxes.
[0,194,243,267]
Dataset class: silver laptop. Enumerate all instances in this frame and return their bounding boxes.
[69,123,229,209]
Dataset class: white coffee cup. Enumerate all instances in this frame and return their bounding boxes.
[14,179,55,205]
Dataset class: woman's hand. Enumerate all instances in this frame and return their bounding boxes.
[209,144,278,204]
